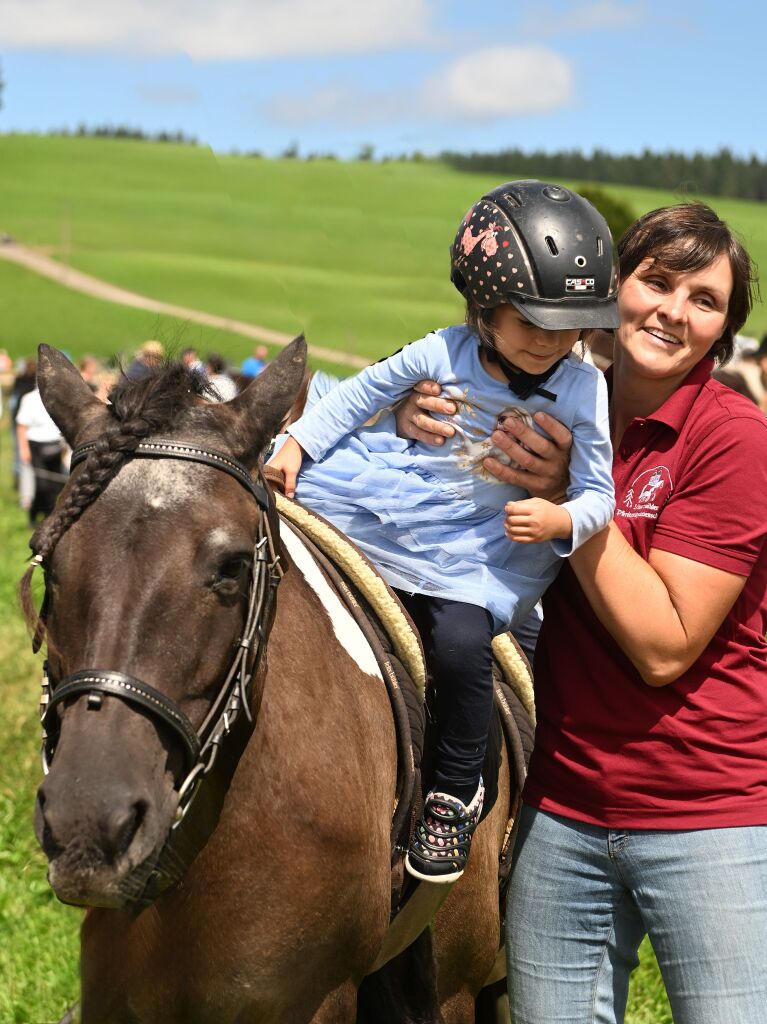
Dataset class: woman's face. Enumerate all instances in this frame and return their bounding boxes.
[616,253,733,386]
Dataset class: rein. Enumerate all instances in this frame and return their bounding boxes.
[37,437,284,837]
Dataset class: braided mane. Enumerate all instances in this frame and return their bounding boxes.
[20,363,213,636]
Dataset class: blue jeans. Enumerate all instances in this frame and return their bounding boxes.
[507,805,767,1024]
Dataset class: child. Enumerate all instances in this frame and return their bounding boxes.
[269,180,618,883]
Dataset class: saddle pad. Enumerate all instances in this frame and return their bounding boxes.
[274,492,427,696]
[491,633,536,726]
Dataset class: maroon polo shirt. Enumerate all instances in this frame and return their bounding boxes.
[526,359,767,828]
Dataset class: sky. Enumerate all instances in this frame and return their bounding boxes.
[0,0,761,159]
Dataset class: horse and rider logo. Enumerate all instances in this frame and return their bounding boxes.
[619,466,673,519]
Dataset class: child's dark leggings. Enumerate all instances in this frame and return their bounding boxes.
[395,590,494,806]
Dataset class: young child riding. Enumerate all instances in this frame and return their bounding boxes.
[269,181,619,883]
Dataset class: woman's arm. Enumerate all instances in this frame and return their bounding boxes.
[570,524,746,687]
[394,383,574,501]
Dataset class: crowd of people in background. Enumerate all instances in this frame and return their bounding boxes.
[2,340,270,529]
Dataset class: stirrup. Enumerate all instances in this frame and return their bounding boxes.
[405,780,484,884]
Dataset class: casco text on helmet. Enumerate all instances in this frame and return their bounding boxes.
[450,180,620,331]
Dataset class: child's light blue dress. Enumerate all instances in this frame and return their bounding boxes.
[288,325,614,632]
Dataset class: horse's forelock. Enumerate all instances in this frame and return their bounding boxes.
[27,362,216,578]
[108,361,215,433]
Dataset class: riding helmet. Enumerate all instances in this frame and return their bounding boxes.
[450,180,620,330]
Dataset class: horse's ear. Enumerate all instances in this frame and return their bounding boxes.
[218,336,308,464]
[36,344,105,445]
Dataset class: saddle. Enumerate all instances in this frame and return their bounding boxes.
[264,468,536,903]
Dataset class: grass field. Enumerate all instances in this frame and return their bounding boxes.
[0,134,765,372]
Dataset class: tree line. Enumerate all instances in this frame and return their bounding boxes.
[439,147,767,202]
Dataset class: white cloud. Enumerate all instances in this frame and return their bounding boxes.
[0,0,434,59]
[422,46,573,117]
[264,46,574,127]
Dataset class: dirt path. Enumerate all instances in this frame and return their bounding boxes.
[0,238,371,370]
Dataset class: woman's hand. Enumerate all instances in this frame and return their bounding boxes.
[484,411,573,503]
[394,381,458,446]
[266,435,305,499]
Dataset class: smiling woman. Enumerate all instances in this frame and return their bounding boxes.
[396,200,767,1024]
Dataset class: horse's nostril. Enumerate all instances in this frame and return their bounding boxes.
[104,800,148,864]
[36,790,64,859]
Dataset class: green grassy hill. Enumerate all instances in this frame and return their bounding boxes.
[0,135,764,371]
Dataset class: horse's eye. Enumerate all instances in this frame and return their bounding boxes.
[212,556,251,593]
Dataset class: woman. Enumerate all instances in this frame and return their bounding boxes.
[397,202,767,1023]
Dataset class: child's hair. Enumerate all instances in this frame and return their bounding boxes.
[465,297,587,359]
[464,298,499,350]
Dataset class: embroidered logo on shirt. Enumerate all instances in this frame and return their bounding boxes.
[617,466,673,520]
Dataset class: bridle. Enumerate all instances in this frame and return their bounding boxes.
[37,438,284,836]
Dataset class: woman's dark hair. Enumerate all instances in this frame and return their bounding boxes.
[617,203,758,364]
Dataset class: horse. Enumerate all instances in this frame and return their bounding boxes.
[25,340,515,1023]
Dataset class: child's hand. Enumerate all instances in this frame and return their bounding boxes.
[504,497,572,544]
[267,436,306,499]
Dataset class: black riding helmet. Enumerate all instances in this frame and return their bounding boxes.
[451,180,620,330]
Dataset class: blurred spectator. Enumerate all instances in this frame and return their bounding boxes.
[729,333,767,412]
[126,340,164,380]
[240,344,269,378]
[181,347,204,375]
[78,355,103,391]
[205,353,238,402]
[712,367,759,403]
[91,368,120,403]
[16,385,67,527]
[0,348,12,373]
[9,358,38,495]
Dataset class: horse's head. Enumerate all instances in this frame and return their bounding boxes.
[27,338,307,908]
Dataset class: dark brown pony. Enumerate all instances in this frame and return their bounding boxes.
[26,341,511,1023]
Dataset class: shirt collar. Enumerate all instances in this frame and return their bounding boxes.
[605,357,714,437]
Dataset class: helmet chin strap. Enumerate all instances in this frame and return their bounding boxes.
[483,344,563,402]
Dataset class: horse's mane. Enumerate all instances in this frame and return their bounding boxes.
[20,363,213,634]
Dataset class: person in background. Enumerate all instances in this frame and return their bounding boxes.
[733,332,767,412]
[125,340,164,380]
[16,381,66,526]
[181,347,205,375]
[241,344,269,378]
[9,358,38,498]
[78,355,102,391]
[205,352,238,402]
[396,202,767,1023]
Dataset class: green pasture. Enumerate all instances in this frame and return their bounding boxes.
[0,134,765,374]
